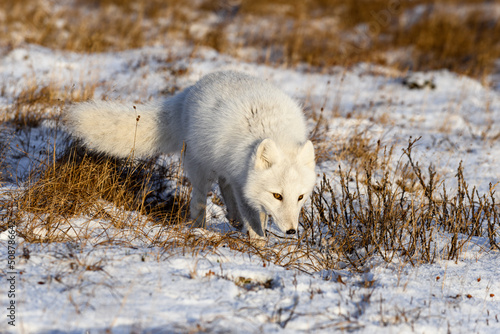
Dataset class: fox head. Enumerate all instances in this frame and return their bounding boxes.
[245,138,316,236]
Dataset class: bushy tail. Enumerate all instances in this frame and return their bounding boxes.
[65,99,180,158]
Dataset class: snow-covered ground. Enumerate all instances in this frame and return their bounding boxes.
[0,43,499,333]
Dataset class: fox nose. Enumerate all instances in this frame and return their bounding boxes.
[286,229,296,235]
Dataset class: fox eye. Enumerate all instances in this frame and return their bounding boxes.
[298,194,304,201]
[273,193,283,201]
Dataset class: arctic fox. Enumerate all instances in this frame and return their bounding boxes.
[65,71,316,239]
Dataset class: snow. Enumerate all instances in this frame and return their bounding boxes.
[0,42,499,333]
[2,240,498,333]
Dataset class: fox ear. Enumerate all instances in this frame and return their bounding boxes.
[255,138,281,170]
[298,140,315,170]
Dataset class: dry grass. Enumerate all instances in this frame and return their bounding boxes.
[0,127,8,184]
[0,0,498,76]
[3,143,189,243]
[1,0,177,52]
[198,0,500,76]
[392,7,500,77]
[3,81,98,129]
[300,137,500,271]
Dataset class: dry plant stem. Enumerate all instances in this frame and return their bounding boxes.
[300,137,500,270]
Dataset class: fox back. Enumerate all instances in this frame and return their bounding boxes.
[181,71,310,179]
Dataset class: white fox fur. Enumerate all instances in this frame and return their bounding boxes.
[65,71,316,239]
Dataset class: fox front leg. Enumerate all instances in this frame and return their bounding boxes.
[238,199,267,239]
[218,177,244,230]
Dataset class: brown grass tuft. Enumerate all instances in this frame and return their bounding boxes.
[1,0,498,76]
[4,81,97,129]
[5,143,189,243]
[392,8,500,77]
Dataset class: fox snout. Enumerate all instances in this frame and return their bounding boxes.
[269,204,302,237]
[278,217,299,236]
[270,214,298,236]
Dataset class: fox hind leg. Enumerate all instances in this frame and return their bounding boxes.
[186,164,212,229]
